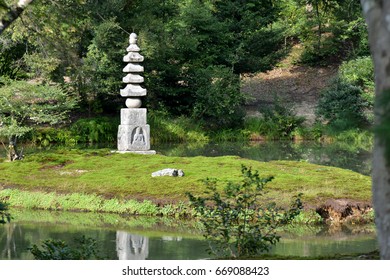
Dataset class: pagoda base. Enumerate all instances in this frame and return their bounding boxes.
[114,150,156,155]
[117,124,151,151]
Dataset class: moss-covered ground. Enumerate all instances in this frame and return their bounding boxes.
[0,149,371,215]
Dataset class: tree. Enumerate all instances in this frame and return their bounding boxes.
[0,80,76,160]
[0,0,34,35]
[281,0,368,64]
[360,0,390,259]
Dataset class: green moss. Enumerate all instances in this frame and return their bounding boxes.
[0,150,371,212]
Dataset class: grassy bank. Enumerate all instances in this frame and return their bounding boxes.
[0,149,371,216]
[23,114,374,145]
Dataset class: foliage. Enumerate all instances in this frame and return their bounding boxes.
[316,80,372,131]
[339,56,374,95]
[69,117,118,144]
[191,66,245,129]
[0,200,10,224]
[78,18,124,113]
[29,236,102,260]
[257,99,306,139]
[0,34,27,80]
[280,0,369,64]
[0,0,371,126]
[212,0,284,73]
[187,165,302,258]
[148,110,209,143]
[291,210,323,225]
[0,80,76,159]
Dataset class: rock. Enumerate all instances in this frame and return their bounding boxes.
[151,168,185,177]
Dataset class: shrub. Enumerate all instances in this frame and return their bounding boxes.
[70,117,118,144]
[257,99,306,140]
[29,236,102,260]
[187,165,302,258]
[148,111,209,143]
[191,66,246,129]
[339,56,374,93]
[0,80,76,159]
[0,201,10,224]
[316,80,372,130]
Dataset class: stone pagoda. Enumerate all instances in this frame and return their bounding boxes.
[117,33,156,154]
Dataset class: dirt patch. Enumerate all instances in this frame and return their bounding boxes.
[315,199,373,224]
[241,45,338,124]
[39,160,74,171]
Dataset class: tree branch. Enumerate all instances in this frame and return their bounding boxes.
[0,0,34,35]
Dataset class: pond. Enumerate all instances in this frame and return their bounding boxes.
[0,210,378,260]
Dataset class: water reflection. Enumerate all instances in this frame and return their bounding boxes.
[116,232,149,260]
[0,210,378,260]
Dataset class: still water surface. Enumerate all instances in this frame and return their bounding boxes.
[0,210,377,260]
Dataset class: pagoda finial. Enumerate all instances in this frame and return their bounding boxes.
[129,33,137,44]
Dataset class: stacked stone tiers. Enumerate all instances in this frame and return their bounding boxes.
[117,33,155,154]
[120,33,147,104]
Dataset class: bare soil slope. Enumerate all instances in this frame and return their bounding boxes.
[242,45,338,124]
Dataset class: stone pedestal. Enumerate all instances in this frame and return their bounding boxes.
[117,124,151,151]
[117,33,155,154]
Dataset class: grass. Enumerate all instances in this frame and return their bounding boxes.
[0,149,371,215]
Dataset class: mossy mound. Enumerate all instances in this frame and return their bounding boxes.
[0,149,371,210]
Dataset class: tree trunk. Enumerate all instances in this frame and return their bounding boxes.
[314,0,322,52]
[0,0,34,35]
[7,136,23,161]
[360,0,390,259]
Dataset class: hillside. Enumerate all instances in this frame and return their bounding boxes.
[242,45,338,124]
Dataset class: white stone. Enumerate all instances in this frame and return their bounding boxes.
[123,63,144,73]
[120,84,147,97]
[127,44,140,52]
[122,73,144,83]
[126,98,142,108]
[129,33,137,44]
[151,169,185,177]
[120,108,147,125]
[124,52,144,62]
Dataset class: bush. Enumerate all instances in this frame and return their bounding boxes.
[148,111,209,143]
[0,201,10,224]
[339,56,374,94]
[316,80,372,130]
[191,66,246,129]
[187,165,302,258]
[28,116,119,145]
[29,236,102,260]
[256,99,306,140]
[69,117,118,144]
